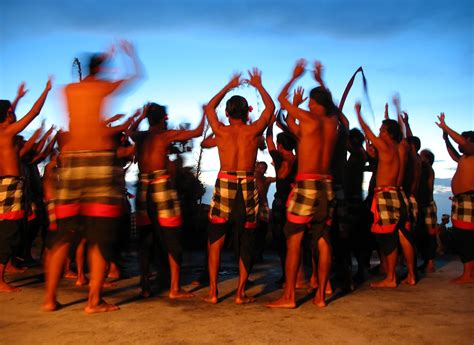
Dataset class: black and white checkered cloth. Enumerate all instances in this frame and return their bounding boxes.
[371,186,405,233]
[451,191,474,230]
[0,176,24,220]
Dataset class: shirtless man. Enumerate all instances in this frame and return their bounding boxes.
[43,41,141,313]
[204,68,274,304]
[437,113,474,284]
[417,149,438,272]
[356,102,413,288]
[254,161,276,262]
[267,60,339,308]
[132,103,204,298]
[0,79,52,292]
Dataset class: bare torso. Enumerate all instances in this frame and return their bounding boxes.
[376,142,400,187]
[62,79,117,151]
[297,115,338,174]
[215,123,260,172]
[135,129,173,173]
[0,129,20,176]
[452,155,474,195]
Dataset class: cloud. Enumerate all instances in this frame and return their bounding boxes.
[2,0,472,41]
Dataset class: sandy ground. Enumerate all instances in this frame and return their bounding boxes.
[0,252,472,345]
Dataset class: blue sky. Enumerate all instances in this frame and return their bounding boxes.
[1,0,472,216]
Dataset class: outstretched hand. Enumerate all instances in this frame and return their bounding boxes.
[384,103,389,119]
[435,112,446,129]
[313,61,323,83]
[227,73,242,89]
[120,40,135,55]
[292,86,307,106]
[402,111,409,123]
[17,82,28,98]
[292,59,306,79]
[246,68,262,87]
[46,76,53,91]
[355,101,362,114]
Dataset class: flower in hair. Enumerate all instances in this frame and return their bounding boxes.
[248,106,253,112]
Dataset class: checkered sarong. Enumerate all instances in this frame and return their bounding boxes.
[286,173,335,225]
[371,186,406,234]
[405,194,419,231]
[258,202,270,222]
[421,201,438,235]
[55,150,124,219]
[451,191,474,230]
[137,170,182,227]
[0,177,24,220]
[46,200,57,231]
[209,171,259,229]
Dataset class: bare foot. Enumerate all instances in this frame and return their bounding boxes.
[84,302,120,314]
[5,262,26,273]
[42,300,61,312]
[312,295,327,308]
[309,276,318,289]
[203,293,218,304]
[169,289,194,299]
[265,296,296,309]
[141,288,152,298]
[75,277,89,286]
[0,281,21,293]
[326,281,333,295]
[370,278,397,288]
[235,294,256,305]
[64,270,78,279]
[450,275,474,285]
[107,272,120,280]
[401,276,416,286]
[101,281,117,288]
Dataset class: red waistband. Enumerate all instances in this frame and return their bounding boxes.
[217,172,255,180]
[374,186,398,193]
[295,173,332,182]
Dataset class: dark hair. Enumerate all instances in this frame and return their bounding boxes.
[88,53,106,76]
[146,103,168,126]
[257,161,268,171]
[0,100,12,123]
[461,131,474,142]
[309,87,339,116]
[349,128,365,147]
[421,149,435,166]
[276,132,296,151]
[407,136,421,152]
[381,119,402,143]
[226,95,249,122]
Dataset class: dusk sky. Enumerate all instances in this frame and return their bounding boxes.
[1,0,472,216]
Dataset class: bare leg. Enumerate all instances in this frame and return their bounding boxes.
[168,254,193,299]
[266,231,304,309]
[108,261,120,280]
[399,230,416,285]
[450,261,474,284]
[75,239,88,286]
[313,238,331,308]
[43,243,70,311]
[139,231,153,298]
[310,252,318,289]
[5,260,26,273]
[63,257,77,279]
[296,253,308,289]
[204,236,225,304]
[0,263,21,292]
[84,244,119,314]
[370,249,397,288]
[235,258,255,304]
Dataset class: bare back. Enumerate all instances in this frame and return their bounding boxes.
[376,142,400,187]
[135,129,173,173]
[215,123,260,172]
[63,79,117,151]
[452,155,474,195]
[297,114,338,175]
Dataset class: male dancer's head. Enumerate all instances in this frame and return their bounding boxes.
[226,95,250,123]
[380,119,402,143]
[146,103,168,129]
[309,87,338,117]
[276,132,296,153]
[0,100,16,124]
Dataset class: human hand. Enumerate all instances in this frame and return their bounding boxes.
[17,82,28,98]
[246,68,262,87]
[292,59,306,79]
[292,86,307,106]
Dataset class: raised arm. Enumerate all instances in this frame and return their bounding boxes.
[401,112,413,137]
[247,68,276,134]
[11,82,28,111]
[19,123,43,157]
[278,59,314,122]
[392,95,406,138]
[7,77,52,135]
[109,40,143,92]
[355,102,388,153]
[436,113,474,155]
[443,131,461,162]
[205,74,241,134]
[33,132,58,164]
[34,125,55,156]
[169,112,206,142]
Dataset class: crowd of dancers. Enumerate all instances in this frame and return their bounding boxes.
[0,41,472,313]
